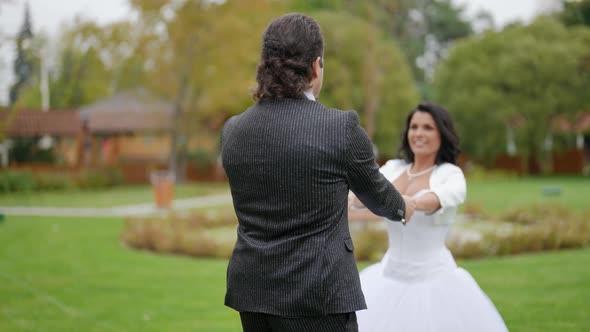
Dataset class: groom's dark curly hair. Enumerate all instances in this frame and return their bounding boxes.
[253,13,324,101]
[398,103,461,165]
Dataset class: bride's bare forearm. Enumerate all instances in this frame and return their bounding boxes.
[415,192,440,212]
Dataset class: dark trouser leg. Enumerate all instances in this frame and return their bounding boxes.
[240,311,357,332]
[240,312,273,332]
[268,312,358,332]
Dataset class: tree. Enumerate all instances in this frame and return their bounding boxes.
[314,11,418,158]
[560,0,590,26]
[292,0,475,99]
[0,0,15,144]
[434,18,590,171]
[128,0,287,181]
[15,19,131,109]
[9,3,34,106]
[50,20,138,107]
[383,0,474,98]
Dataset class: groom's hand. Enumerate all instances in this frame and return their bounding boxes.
[402,195,416,224]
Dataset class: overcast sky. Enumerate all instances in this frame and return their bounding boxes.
[0,0,547,105]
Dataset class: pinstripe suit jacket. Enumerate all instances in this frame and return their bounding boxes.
[221,97,405,317]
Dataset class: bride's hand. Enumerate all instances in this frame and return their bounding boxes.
[402,195,416,224]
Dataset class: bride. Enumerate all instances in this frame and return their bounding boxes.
[349,103,508,332]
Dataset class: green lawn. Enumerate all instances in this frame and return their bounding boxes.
[0,216,239,332]
[465,176,590,214]
[0,182,230,208]
[459,252,590,332]
[1,216,589,332]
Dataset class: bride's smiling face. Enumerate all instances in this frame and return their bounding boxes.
[408,111,441,159]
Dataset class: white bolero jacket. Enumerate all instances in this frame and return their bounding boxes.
[379,159,467,225]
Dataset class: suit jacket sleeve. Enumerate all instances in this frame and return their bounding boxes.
[345,111,406,221]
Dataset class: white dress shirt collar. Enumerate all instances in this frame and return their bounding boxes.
[303,90,316,101]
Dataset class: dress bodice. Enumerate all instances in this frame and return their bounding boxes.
[381,190,457,282]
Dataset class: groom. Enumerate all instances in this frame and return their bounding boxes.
[221,13,414,332]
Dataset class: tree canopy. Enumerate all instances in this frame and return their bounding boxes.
[293,0,475,99]
[434,17,590,169]
[560,0,590,27]
[314,11,418,158]
[9,3,35,106]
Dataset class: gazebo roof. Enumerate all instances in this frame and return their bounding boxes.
[79,88,174,133]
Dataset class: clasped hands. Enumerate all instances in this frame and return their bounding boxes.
[401,195,416,225]
[348,193,416,225]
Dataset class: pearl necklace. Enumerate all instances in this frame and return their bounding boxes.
[406,164,436,181]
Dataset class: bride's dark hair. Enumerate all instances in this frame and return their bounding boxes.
[397,102,460,165]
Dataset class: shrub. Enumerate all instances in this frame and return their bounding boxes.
[188,149,217,172]
[179,232,219,257]
[462,201,486,219]
[501,203,572,226]
[33,172,73,191]
[121,203,590,261]
[75,167,124,189]
[446,226,489,259]
[121,210,238,258]
[121,218,155,250]
[0,167,124,193]
[152,226,180,253]
[447,203,590,259]
[0,170,35,193]
[351,226,388,261]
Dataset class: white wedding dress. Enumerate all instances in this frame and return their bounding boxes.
[357,190,509,332]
